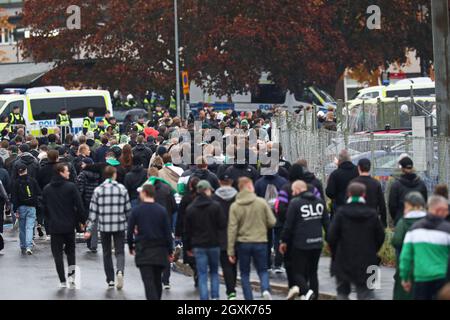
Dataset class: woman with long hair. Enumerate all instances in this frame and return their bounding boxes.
[119,144,133,173]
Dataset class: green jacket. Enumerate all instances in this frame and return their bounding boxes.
[227,190,276,256]
[400,215,450,283]
[391,210,426,300]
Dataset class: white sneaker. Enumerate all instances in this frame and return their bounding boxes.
[46,235,51,241]
[274,267,284,274]
[108,281,115,289]
[116,271,124,290]
[59,282,67,288]
[68,275,75,288]
[300,289,314,300]
[26,249,33,255]
[163,284,171,290]
[286,286,300,300]
[262,290,273,300]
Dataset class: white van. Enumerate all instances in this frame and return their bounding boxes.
[347,82,435,110]
[0,88,113,136]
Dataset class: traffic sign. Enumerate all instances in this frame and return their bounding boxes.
[182,71,189,95]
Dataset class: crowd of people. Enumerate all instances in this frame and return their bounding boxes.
[0,104,449,301]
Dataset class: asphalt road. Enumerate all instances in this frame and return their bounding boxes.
[0,228,283,300]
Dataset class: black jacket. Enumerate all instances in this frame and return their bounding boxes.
[327,202,385,285]
[326,161,359,211]
[132,144,153,169]
[302,171,325,201]
[184,194,227,250]
[94,144,110,163]
[0,158,10,194]
[224,164,260,189]
[352,175,387,227]
[154,180,177,225]
[11,174,41,208]
[388,173,428,224]
[37,160,58,190]
[189,168,220,190]
[281,191,329,250]
[212,186,237,250]
[76,165,102,209]
[124,165,147,201]
[42,175,86,234]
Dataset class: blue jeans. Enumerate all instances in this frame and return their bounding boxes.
[237,242,270,300]
[18,206,36,250]
[193,247,220,300]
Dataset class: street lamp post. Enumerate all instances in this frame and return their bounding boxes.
[174,0,181,118]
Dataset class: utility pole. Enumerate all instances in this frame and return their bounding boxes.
[431,0,450,183]
[431,0,450,137]
[174,0,181,118]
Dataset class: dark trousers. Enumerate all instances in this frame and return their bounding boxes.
[50,232,76,283]
[273,227,283,268]
[284,248,294,288]
[267,229,273,269]
[100,231,125,283]
[414,278,447,300]
[162,263,171,285]
[291,248,321,298]
[220,250,237,295]
[336,278,375,300]
[139,265,165,300]
[0,200,4,234]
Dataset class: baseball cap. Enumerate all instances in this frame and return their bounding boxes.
[196,180,214,192]
[399,156,414,169]
[17,163,27,173]
[219,173,232,181]
[82,157,94,165]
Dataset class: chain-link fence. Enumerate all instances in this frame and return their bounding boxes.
[273,113,450,194]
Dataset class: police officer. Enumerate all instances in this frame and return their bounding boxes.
[83,109,97,135]
[103,111,111,127]
[133,115,146,133]
[0,116,10,136]
[169,92,177,117]
[94,119,107,140]
[9,105,26,133]
[152,105,164,123]
[56,108,73,142]
[124,94,138,109]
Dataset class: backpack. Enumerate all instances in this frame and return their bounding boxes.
[17,177,36,206]
[264,184,278,210]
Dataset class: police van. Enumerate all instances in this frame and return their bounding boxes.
[0,87,113,136]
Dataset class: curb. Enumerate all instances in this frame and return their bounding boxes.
[174,261,336,300]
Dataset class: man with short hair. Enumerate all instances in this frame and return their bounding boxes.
[11,164,41,255]
[132,135,153,169]
[42,163,85,287]
[56,108,73,142]
[85,166,131,290]
[127,184,173,300]
[228,177,276,300]
[280,180,330,300]
[326,150,359,214]
[400,195,450,300]
[351,158,387,227]
[83,109,97,135]
[327,182,385,300]
[388,156,428,224]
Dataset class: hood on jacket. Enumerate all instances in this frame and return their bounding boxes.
[215,186,237,201]
[82,165,101,181]
[302,171,317,183]
[398,173,421,188]
[235,190,257,206]
[191,194,215,208]
[341,203,375,220]
[49,175,67,187]
[19,152,37,165]
[297,191,317,201]
[404,210,427,219]
[338,161,356,170]
[192,168,211,180]
[289,164,305,182]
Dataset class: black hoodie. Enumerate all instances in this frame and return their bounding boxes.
[189,168,220,190]
[224,164,259,189]
[281,191,329,250]
[11,152,40,180]
[388,173,428,224]
[124,165,147,201]
[184,194,227,250]
[132,144,153,169]
[326,161,359,211]
[76,165,102,209]
[327,202,385,285]
[42,175,86,234]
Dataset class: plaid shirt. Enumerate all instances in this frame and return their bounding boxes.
[88,179,131,233]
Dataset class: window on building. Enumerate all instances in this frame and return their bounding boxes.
[0,28,15,45]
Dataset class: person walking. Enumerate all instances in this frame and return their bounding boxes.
[42,163,86,287]
[388,156,428,225]
[127,184,173,300]
[212,173,238,300]
[399,195,450,300]
[227,177,276,300]
[11,164,41,255]
[351,158,387,227]
[124,157,148,208]
[326,150,359,215]
[76,159,102,253]
[327,182,385,300]
[391,192,427,300]
[279,180,330,300]
[184,180,226,300]
[85,166,131,290]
